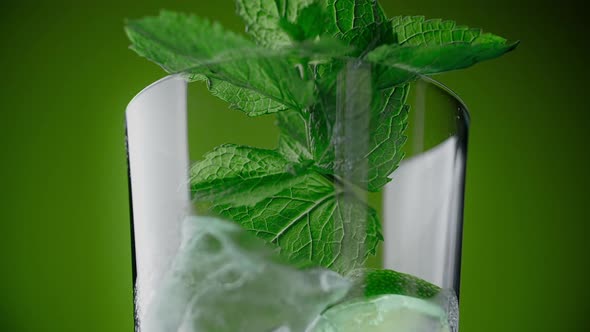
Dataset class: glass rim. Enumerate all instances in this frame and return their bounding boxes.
[419,75,471,125]
[126,74,471,129]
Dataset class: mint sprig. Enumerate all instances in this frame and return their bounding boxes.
[125,0,518,274]
[189,144,381,273]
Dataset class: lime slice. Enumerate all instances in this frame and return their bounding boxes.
[312,294,451,332]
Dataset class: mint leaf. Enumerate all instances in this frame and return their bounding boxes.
[327,0,386,34]
[200,37,350,116]
[326,0,391,53]
[235,0,318,48]
[364,84,410,191]
[280,2,329,41]
[277,103,334,172]
[296,3,329,39]
[190,144,292,197]
[205,78,289,116]
[126,11,251,72]
[368,16,519,88]
[126,11,315,111]
[190,144,382,274]
[391,15,492,46]
[369,41,518,89]
[276,110,314,163]
[276,63,409,192]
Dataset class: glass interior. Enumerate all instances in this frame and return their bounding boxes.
[126,61,469,332]
[382,78,468,293]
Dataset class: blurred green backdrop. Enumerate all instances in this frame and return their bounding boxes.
[1,0,588,331]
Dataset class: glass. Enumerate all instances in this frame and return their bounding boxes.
[126,61,468,331]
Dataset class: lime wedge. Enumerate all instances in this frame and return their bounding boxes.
[312,294,451,332]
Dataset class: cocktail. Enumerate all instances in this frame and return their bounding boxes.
[125,2,516,331]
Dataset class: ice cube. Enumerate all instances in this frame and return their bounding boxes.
[141,216,350,332]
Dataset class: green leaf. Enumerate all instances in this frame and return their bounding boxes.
[296,3,330,39]
[277,102,335,172]
[190,144,382,274]
[327,0,386,33]
[369,41,518,89]
[364,84,409,191]
[280,2,329,41]
[126,11,315,111]
[326,0,391,53]
[279,20,306,42]
[206,78,289,116]
[235,0,318,48]
[276,110,314,163]
[368,16,519,88]
[190,144,292,198]
[199,37,350,116]
[277,63,410,192]
[391,15,491,46]
[126,11,251,72]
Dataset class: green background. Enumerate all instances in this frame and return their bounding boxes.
[1,0,588,331]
